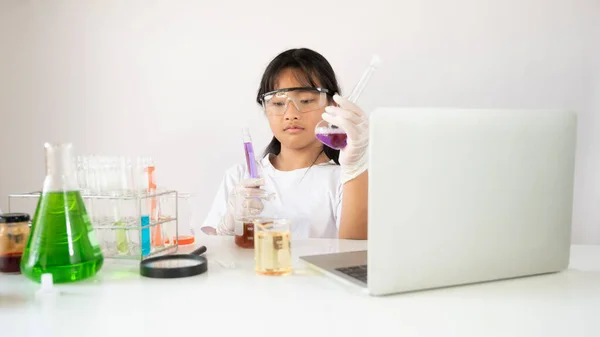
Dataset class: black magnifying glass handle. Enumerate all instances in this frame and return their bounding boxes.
[191,246,207,256]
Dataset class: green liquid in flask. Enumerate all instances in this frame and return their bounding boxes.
[20,191,104,283]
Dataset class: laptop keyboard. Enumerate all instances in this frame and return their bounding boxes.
[335,264,368,283]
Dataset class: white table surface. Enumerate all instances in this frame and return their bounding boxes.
[1,236,599,337]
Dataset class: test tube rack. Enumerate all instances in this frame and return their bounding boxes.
[7,190,181,261]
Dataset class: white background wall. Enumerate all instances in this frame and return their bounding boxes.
[0,0,598,242]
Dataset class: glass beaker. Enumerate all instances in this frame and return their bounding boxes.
[233,187,276,249]
[253,218,292,276]
[159,191,195,246]
[20,143,104,283]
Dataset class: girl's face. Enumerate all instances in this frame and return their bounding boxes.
[266,68,330,151]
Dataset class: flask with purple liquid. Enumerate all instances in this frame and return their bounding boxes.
[315,55,382,150]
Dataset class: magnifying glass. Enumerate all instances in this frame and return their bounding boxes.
[140,246,208,279]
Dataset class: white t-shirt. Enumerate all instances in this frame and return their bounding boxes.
[202,154,343,239]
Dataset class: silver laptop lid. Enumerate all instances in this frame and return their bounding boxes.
[367,108,576,295]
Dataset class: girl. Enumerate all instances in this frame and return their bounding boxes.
[202,48,369,239]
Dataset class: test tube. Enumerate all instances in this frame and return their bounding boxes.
[144,156,163,248]
[242,128,259,179]
[140,200,151,257]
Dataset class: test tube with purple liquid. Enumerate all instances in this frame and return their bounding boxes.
[243,128,259,179]
[315,55,382,150]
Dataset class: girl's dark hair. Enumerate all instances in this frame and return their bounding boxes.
[256,48,340,165]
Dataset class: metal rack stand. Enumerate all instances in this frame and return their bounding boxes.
[7,190,180,260]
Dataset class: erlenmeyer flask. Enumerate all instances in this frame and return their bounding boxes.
[21,143,104,283]
[315,55,381,150]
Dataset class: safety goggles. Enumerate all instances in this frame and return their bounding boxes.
[260,87,333,115]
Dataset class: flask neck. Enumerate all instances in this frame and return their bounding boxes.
[43,143,80,192]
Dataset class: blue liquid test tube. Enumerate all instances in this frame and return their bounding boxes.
[141,215,150,256]
[140,192,151,257]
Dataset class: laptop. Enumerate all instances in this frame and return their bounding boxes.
[301,107,577,296]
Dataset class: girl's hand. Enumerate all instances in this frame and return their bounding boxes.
[218,177,266,235]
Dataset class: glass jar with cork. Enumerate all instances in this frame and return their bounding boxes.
[0,213,31,273]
